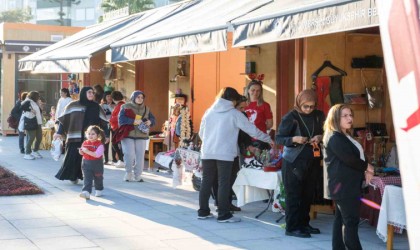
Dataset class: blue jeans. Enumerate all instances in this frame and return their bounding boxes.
[19,131,25,152]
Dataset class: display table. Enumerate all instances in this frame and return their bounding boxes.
[176,148,200,171]
[146,137,165,169]
[40,127,54,150]
[233,168,282,207]
[360,175,402,227]
[376,185,406,250]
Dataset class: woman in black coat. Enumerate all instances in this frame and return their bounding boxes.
[323,104,374,250]
[276,89,325,238]
[54,87,109,184]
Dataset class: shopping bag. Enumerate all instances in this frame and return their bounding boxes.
[50,138,63,161]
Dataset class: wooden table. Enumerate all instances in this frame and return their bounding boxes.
[147,137,165,169]
[40,127,54,150]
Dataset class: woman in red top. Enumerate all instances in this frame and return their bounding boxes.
[244,79,273,140]
[109,91,125,168]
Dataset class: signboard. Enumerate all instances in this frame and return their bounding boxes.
[4,40,54,53]
[103,6,129,21]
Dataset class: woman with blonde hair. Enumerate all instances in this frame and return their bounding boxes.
[323,104,374,250]
[244,78,273,135]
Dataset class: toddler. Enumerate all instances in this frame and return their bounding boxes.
[79,125,105,199]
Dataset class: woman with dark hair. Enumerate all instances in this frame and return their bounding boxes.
[54,87,109,184]
[101,91,115,164]
[276,89,325,238]
[12,91,28,153]
[323,104,374,250]
[109,90,125,167]
[198,87,273,223]
[118,90,156,182]
[20,91,43,160]
[55,88,72,120]
[93,84,104,103]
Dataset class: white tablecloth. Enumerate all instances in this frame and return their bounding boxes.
[232,168,282,207]
[376,185,406,242]
[176,148,200,171]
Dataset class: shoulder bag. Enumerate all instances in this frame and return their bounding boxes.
[24,116,38,130]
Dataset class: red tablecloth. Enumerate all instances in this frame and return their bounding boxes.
[370,176,402,197]
[360,175,402,232]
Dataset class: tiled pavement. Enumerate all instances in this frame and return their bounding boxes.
[0,136,409,249]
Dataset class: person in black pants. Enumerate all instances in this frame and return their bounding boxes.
[11,92,28,153]
[276,89,325,238]
[198,87,273,223]
[323,104,374,250]
[211,96,252,212]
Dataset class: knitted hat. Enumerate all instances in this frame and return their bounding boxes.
[130,90,145,103]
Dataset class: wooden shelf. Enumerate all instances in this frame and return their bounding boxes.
[352,68,383,71]
[356,136,390,139]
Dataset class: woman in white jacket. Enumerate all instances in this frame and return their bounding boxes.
[20,91,43,160]
[198,87,274,223]
[55,88,72,120]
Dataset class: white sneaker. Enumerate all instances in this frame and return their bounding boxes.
[79,191,90,200]
[95,190,103,197]
[124,173,133,182]
[217,216,241,223]
[115,160,125,168]
[133,176,144,182]
[197,213,214,220]
[31,151,42,159]
[24,154,35,160]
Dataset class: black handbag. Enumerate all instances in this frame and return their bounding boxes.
[24,116,38,130]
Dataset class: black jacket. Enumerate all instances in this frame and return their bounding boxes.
[276,109,324,162]
[324,131,368,200]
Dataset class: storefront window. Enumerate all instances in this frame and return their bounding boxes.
[16,54,63,114]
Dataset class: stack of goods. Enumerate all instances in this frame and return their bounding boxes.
[242,148,282,172]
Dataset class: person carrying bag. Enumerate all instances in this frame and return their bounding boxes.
[20,91,43,160]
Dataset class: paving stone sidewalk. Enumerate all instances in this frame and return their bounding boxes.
[0,136,409,249]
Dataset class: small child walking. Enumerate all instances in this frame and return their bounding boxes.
[79,125,106,199]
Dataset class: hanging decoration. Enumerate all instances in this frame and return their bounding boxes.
[179,106,192,148]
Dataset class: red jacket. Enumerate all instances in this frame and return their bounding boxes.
[112,108,135,143]
[82,140,103,161]
[110,101,125,131]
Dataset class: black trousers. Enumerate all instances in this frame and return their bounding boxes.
[282,156,321,232]
[333,198,362,250]
[211,156,240,205]
[198,159,233,220]
[104,130,119,163]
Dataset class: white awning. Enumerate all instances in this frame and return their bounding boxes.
[18,1,196,73]
[232,0,379,47]
[111,0,271,63]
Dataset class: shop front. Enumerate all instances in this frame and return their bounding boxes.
[228,0,407,247]
[0,23,82,135]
